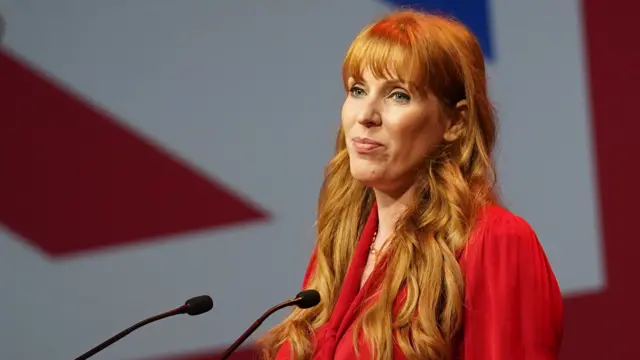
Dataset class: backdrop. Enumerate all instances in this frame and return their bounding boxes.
[1,0,638,359]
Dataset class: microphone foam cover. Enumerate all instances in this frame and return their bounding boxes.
[184,295,214,316]
[295,290,321,309]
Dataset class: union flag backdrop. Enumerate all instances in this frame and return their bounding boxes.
[1,1,638,359]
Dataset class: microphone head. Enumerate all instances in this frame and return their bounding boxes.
[294,289,321,309]
[184,295,214,316]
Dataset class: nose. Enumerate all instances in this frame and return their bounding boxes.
[356,99,382,128]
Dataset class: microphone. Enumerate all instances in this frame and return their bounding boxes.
[219,289,321,360]
[74,295,214,360]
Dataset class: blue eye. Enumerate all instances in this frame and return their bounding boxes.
[349,86,366,97]
[391,91,411,102]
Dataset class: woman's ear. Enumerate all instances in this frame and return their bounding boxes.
[443,99,468,142]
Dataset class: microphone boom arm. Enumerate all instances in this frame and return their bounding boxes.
[219,299,297,360]
[74,306,186,360]
[73,295,212,360]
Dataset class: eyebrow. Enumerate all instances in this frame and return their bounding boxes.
[382,79,407,87]
[349,76,409,88]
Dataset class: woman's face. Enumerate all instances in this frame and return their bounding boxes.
[342,67,454,194]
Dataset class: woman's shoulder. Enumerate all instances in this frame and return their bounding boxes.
[460,203,563,310]
[460,204,547,264]
[458,205,564,355]
[471,204,537,242]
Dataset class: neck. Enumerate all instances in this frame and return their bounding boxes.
[373,184,416,239]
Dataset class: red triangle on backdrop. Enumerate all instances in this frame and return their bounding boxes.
[0,49,269,257]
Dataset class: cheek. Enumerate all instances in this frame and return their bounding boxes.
[389,117,438,164]
[341,100,355,128]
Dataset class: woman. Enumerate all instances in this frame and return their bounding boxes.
[260,8,563,360]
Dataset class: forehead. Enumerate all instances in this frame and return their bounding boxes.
[342,25,429,92]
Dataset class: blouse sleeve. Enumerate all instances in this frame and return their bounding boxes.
[459,211,564,360]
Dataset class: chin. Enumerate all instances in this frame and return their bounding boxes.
[349,162,382,186]
[350,172,376,185]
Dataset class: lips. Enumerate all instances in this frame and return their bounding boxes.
[353,137,382,145]
[352,137,383,153]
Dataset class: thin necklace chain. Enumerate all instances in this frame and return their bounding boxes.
[369,229,390,257]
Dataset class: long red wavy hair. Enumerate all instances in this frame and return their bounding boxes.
[260,8,499,360]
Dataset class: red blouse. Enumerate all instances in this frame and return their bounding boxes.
[273,204,563,360]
